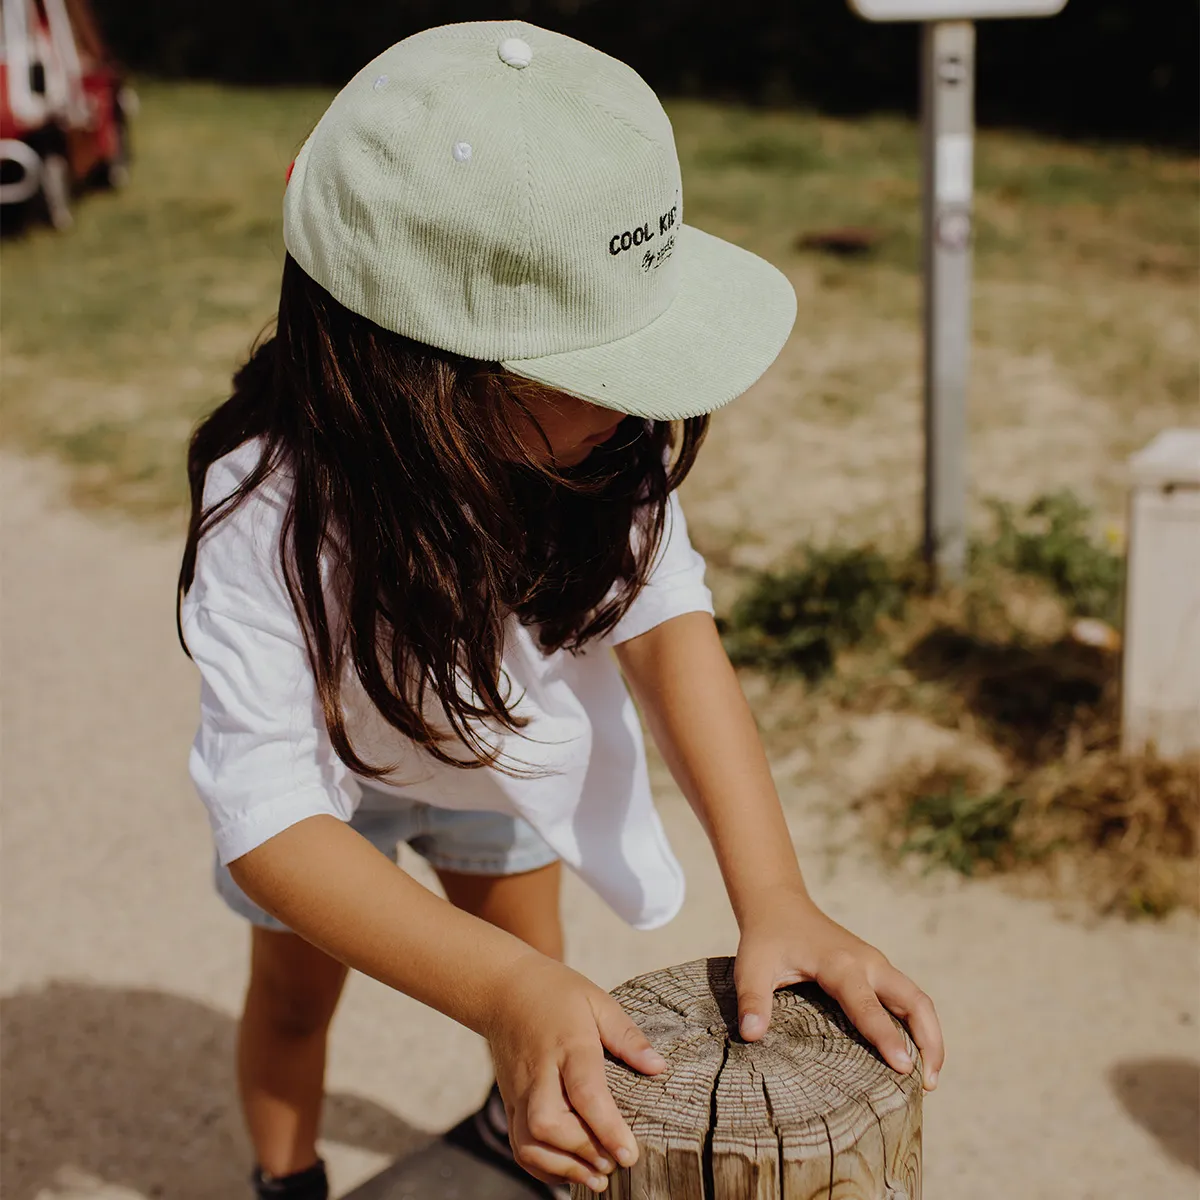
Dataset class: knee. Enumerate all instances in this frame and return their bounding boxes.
[245,938,345,1039]
[249,976,339,1039]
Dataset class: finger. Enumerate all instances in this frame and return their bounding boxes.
[873,967,945,1089]
[512,1136,613,1192]
[521,1071,618,1174]
[562,1042,640,1169]
[734,948,778,1041]
[594,994,667,1077]
[511,1108,613,1193]
[825,969,914,1075]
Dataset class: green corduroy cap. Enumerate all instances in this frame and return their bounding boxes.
[283,20,796,421]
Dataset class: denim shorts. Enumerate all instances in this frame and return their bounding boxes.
[214,788,559,932]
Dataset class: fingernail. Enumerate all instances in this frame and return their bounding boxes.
[595,1156,614,1172]
[741,1014,765,1039]
[928,1069,939,1088]
[896,1052,913,1071]
[647,1051,667,1070]
[588,1174,608,1191]
[616,1146,635,1167]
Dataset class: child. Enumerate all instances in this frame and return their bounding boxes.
[178,20,944,1200]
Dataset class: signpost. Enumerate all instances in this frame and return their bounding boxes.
[849,0,1068,584]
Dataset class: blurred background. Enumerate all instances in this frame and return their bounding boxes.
[1,3,1197,1199]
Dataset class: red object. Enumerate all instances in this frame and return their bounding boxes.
[1,0,133,229]
[286,158,295,183]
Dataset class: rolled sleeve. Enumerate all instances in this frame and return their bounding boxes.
[607,490,714,646]
[184,604,361,865]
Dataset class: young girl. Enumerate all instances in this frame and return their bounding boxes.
[178,20,944,1200]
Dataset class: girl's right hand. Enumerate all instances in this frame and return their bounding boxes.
[483,954,666,1193]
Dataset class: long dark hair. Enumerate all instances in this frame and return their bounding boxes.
[178,255,708,778]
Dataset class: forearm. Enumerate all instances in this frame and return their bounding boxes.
[615,612,816,926]
[228,814,538,1034]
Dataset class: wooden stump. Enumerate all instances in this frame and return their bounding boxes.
[572,958,921,1200]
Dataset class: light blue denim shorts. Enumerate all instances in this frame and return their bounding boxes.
[214,788,559,932]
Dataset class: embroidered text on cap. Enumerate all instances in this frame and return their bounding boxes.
[498,37,533,68]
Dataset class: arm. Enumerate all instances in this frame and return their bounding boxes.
[231,816,665,1189]
[230,814,540,1031]
[615,611,944,1089]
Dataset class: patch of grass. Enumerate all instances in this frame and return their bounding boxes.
[873,749,1199,918]
[978,491,1125,624]
[730,489,1198,918]
[694,131,829,174]
[1,86,1194,520]
[0,80,331,517]
[1028,750,1200,918]
[720,547,917,681]
[899,777,1030,877]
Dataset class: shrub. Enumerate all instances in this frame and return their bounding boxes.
[721,547,915,681]
[980,491,1124,625]
[900,779,1030,877]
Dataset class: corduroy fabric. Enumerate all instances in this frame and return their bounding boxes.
[283,20,796,420]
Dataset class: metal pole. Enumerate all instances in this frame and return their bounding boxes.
[921,20,975,584]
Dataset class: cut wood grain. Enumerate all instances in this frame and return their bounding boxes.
[571,957,921,1200]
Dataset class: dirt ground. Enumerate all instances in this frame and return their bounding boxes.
[2,443,1197,1200]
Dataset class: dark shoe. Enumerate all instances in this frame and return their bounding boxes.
[252,1158,329,1200]
[445,1083,571,1200]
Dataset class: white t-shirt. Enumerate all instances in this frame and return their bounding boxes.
[181,439,714,930]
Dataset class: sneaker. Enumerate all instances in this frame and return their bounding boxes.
[445,1083,572,1199]
[251,1158,329,1200]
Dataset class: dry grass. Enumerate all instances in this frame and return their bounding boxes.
[1,84,1195,534]
[2,81,1196,914]
[725,496,1197,917]
[863,735,1200,919]
[779,591,1197,917]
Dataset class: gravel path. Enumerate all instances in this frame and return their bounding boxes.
[2,453,1196,1199]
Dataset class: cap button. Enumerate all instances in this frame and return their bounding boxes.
[498,37,533,69]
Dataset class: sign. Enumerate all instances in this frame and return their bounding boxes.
[843,0,1068,584]
[850,0,1065,19]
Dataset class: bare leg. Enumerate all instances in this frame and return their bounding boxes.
[238,927,349,1177]
[435,860,564,960]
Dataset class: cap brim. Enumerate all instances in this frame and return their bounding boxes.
[501,225,796,421]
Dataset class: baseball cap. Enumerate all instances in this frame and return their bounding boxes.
[283,20,796,421]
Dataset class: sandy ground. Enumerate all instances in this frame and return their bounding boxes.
[2,450,1197,1200]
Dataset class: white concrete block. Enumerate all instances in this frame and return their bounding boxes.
[1121,429,1200,758]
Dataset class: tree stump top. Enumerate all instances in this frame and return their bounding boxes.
[574,957,922,1200]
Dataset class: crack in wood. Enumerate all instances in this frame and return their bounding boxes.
[702,1034,731,1200]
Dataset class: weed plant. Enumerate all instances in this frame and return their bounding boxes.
[724,490,1198,916]
[720,547,917,681]
[977,491,1124,625]
[900,779,1030,877]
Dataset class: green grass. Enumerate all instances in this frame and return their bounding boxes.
[720,488,1123,681]
[720,546,917,681]
[900,781,1030,878]
[1,81,330,515]
[1,82,1196,518]
[723,499,1196,917]
[978,491,1125,625]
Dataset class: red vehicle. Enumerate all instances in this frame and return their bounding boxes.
[0,0,133,230]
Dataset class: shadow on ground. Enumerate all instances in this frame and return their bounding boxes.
[904,627,1110,761]
[1108,1057,1200,1173]
[0,981,424,1200]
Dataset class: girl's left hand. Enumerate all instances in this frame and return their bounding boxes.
[734,890,945,1091]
